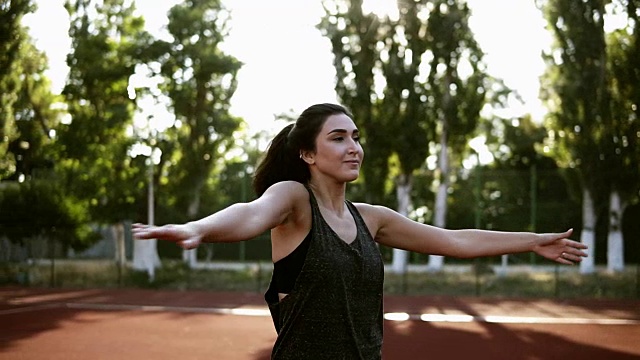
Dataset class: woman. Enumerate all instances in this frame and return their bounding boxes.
[133,103,587,359]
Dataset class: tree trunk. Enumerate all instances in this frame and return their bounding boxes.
[183,185,202,267]
[579,188,596,274]
[114,221,126,264]
[1,237,11,262]
[428,127,448,271]
[391,173,412,274]
[607,190,625,272]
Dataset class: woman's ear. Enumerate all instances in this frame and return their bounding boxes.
[300,151,315,165]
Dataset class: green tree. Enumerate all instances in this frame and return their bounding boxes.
[377,0,435,273]
[0,0,35,178]
[0,180,97,252]
[8,35,59,182]
[197,129,271,262]
[59,0,155,268]
[319,1,494,272]
[0,7,96,251]
[423,0,489,271]
[539,0,613,273]
[154,0,242,265]
[473,117,579,256]
[605,0,640,270]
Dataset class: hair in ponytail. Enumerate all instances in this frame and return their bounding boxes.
[252,103,352,196]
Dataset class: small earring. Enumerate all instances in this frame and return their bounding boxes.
[299,153,303,159]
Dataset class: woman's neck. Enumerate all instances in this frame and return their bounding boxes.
[308,179,347,213]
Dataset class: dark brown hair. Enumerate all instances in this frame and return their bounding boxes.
[252,103,352,196]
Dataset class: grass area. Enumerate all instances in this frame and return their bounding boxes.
[1,260,638,299]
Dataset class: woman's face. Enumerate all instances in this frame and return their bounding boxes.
[304,113,364,183]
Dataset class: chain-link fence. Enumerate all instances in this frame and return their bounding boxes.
[2,245,638,300]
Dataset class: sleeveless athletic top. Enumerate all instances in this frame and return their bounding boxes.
[264,185,384,359]
[272,233,311,293]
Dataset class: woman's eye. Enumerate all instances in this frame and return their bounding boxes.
[331,135,360,142]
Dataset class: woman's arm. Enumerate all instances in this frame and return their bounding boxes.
[132,181,306,250]
[359,204,587,264]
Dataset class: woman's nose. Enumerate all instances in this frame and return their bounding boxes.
[347,139,358,153]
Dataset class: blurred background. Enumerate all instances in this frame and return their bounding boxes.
[1,0,638,299]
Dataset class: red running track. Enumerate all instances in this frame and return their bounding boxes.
[1,286,639,359]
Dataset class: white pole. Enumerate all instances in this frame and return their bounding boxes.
[499,254,508,277]
[148,159,154,227]
[145,130,158,281]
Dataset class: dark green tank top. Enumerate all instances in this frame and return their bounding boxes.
[265,185,384,359]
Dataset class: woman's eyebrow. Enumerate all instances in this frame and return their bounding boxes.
[327,129,359,135]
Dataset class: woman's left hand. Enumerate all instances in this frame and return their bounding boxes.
[533,229,588,265]
[132,223,203,250]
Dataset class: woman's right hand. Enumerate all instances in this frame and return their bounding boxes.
[132,223,202,250]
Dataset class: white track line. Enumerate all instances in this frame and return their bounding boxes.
[383,312,640,325]
[65,302,272,317]
[53,303,640,325]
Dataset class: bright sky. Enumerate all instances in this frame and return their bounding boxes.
[24,0,552,136]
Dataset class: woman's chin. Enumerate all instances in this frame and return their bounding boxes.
[344,172,360,183]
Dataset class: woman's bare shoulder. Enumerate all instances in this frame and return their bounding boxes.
[261,181,309,207]
[251,181,310,230]
[265,181,308,196]
[353,202,392,217]
[352,202,395,237]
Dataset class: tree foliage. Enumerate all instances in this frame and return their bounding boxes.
[0,1,99,249]
[8,37,59,182]
[607,0,640,204]
[379,0,431,176]
[0,0,36,178]
[6,0,636,265]
[0,181,97,249]
[539,0,611,208]
[538,0,640,269]
[58,0,151,224]
[480,116,579,232]
[425,0,488,154]
[153,0,243,221]
[318,0,392,205]
[319,0,497,194]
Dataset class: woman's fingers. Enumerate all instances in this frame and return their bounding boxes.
[132,224,154,240]
[563,239,588,258]
[565,238,588,249]
[132,223,200,248]
[554,242,589,265]
[132,224,172,241]
[178,238,200,250]
[560,251,582,263]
